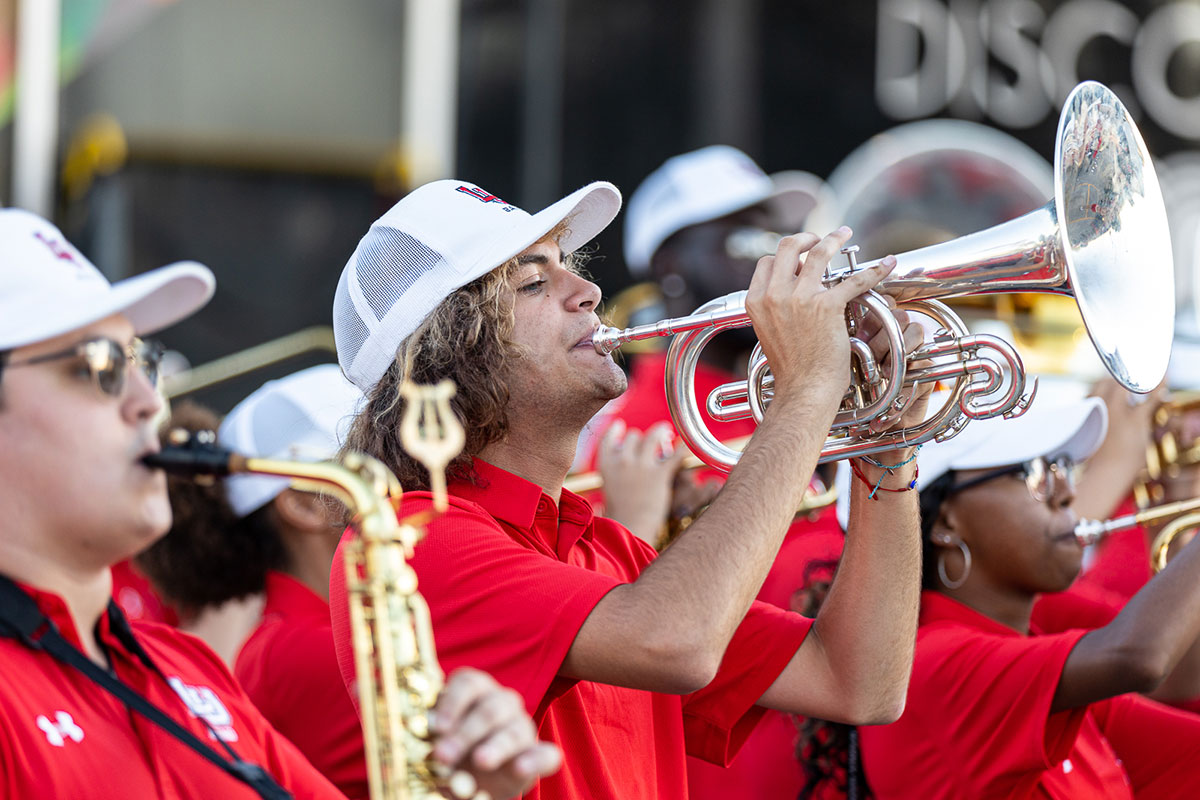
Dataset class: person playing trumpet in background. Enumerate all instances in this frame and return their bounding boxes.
[798,396,1200,799]
[138,364,565,799]
[325,176,929,799]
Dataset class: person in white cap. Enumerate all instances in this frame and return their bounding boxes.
[137,365,566,800]
[0,209,347,799]
[798,396,1200,799]
[326,177,926,800]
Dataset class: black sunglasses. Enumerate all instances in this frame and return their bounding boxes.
[944,455,1077,504]
[3,337,165,398]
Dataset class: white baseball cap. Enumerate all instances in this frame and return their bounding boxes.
[0,208,214,350]
[835,394,1108,529]
[333,179,621,392]
[218,364,365,517]
[623,145,820,277]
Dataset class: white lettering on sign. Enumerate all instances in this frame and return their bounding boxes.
[876,0,1200,139]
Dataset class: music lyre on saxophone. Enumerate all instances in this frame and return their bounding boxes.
[145,379,483,800]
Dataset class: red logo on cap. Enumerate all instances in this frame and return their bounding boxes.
[33,231,81,267]
[456,185,515,211]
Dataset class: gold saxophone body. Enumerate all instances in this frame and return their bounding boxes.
[149,380,479,800]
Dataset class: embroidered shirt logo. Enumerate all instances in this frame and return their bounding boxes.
[455,185,516,211]
[168,677,239,742]
[37,711,84,747]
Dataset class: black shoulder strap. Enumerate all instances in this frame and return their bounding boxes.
[0,576,291,800]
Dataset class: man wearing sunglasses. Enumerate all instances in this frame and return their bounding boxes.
[0,210,560,800]
[0,209,354,799]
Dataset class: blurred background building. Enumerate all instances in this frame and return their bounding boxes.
[1,0,1198,409]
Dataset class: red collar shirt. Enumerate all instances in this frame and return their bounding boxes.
[329,458,812,800]
[0,582,345,800]
[236,571,368,800]
[580,351,839,800]
[859,591,1200,799]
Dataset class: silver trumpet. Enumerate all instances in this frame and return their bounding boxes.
[594,82,1175,473]
[1075,497,1200,574]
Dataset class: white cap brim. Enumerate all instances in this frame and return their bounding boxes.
[835,395,1109,530]
[917,395,1109,489]
[473,181,622,274]
[1,260,215,350]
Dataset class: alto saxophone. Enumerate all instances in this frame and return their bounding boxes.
[148,380,481,800]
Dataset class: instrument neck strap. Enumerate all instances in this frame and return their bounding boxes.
[0,573,291,800]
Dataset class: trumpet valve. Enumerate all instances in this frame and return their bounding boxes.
[841,245,860,272]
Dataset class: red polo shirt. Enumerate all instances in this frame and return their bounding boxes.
[0,582,345,799]
[236,571,367,799]
[859,591,1200,799]
[328,458,813,800]
[581,351,840,800]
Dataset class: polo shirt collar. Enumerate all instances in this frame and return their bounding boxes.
[13,580,143,663]
[451,458,597,557]
[919,590,1028,637]
[263,570,329,618]
[452,458,545,529]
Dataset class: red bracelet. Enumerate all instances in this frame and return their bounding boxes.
[849,458,919,500]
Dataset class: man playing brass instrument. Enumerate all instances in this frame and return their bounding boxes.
[0,209,561,800]
[328,179,928,798]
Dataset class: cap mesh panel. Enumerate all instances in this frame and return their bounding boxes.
[356,228,444,323]
[333,272,370,370]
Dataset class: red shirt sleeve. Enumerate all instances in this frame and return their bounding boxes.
[863,623,1095,797]
[1091,694,1200,798]
[682,601,811,765]
[331,497,623,717]
[935,625,1090,770]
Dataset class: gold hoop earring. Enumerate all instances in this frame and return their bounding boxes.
[937,540,972,590]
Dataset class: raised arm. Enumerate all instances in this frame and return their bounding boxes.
[1071,376,1161,521]
[562,229,906,708]
[1053,530,1200,712]
[758,310,926,725]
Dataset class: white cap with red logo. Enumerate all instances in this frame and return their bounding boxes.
[333,179,621,392]
[0,209,214,350]
[623,145,821,277]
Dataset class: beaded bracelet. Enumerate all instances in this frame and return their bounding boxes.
[850,445,921,500]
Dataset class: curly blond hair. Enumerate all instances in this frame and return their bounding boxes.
[342,221,584,489]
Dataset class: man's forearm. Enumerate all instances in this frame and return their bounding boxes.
[625,392,841,662]
[758,456,921,723]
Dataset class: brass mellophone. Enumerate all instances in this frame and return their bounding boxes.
[145,379,481,800]
[1074,497,1200,573]
[592,82,1174,474]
